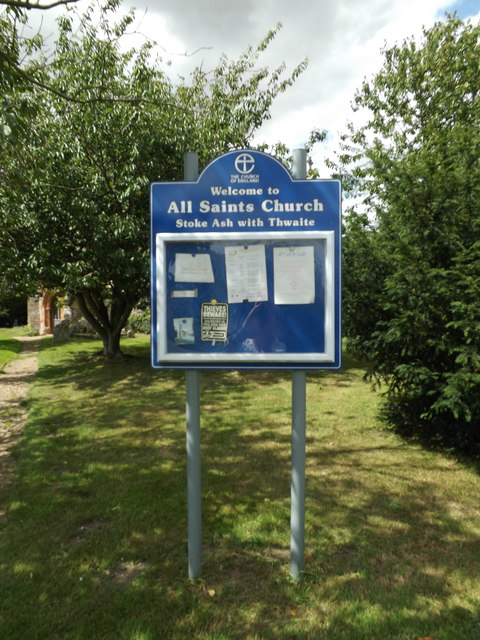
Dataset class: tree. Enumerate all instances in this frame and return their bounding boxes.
[336,16,480,453]
[2,2,308,358]
[340,210,390,357]
[0,0,84,141]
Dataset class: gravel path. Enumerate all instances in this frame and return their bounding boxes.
[0,336,42,486]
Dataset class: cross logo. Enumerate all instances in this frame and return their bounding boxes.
[234,153,255,174]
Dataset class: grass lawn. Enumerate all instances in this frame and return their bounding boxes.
[0,332,479,639]
[0,327,26,370]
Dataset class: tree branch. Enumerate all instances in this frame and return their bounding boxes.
[1,47,190,111]
[0,0,80,10]
[1,48,159,105]
[110,293,134,336]
[75,291,106,338]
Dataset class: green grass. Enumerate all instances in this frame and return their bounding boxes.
[0,326,25,370]
[1,332,480,639]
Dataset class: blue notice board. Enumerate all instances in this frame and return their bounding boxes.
[150,150,341,369]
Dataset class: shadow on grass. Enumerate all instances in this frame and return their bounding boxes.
[1,337,479,639]
[186,375,480,639]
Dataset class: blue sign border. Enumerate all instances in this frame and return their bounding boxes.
[150,150,341,370]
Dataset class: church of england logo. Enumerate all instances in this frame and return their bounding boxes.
[234,153,255,174]
[231,152,259,184]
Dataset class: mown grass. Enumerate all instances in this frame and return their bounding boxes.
[0,326,25,370]
[0,332,479,639]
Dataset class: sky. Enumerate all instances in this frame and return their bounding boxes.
[120,0,480,175]
[30,0,480,175]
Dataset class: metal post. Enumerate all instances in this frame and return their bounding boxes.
[291,370,306,580]
[184,151,199,182]
[291,148,307,180]
[186,369,202,579]
[184,152,202,579]
[291,148,307,580]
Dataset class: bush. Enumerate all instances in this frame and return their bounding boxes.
[126,309,150,334]
[338,18,480,456]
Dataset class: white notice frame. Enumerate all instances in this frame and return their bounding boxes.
[154,230,337,365]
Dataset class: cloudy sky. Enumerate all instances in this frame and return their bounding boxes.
[32,0,480,174]
[119,0,480,174]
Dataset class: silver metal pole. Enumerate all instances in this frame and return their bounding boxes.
[186,369,202,579]
[291,370,306,580]
[184,152,202,579]
[291,148,307,580]
[184,151,199,182]
[291,148,307,180]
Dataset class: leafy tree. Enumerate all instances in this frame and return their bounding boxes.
[2,2,308,358]
[341,210,390,357]
[0,0,84,141]
[336,16,480,453]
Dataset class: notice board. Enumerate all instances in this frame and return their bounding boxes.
[150,150,341,369]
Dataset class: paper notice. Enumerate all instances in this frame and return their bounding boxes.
[171,289,198,298]
[173,317,195,344]
[174,253,214,283]
[201,302,229,343]
[225,245,268,304]
[273,246,315,304]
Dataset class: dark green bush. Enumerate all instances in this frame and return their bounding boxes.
[126,309,150,334]
[339,18,480,455]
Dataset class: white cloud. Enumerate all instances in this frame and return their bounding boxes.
[25,0,480,175]
[121,0,468,175]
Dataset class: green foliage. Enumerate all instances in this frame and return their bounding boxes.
[126,309,150,334]
[0,335,22,369]
[0,3,50,141]
[337,17,480,453]
[0,2,307,358]
[341,210,391,357]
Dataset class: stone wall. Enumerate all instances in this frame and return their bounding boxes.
[27,297,42,334]
[27,293,85,337]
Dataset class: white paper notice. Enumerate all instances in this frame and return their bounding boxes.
[174,253,214,283]
[274,246,315,304]
[225,245,268,304]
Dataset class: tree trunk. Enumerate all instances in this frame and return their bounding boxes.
[75,290,134,359]
[102,330,123,359]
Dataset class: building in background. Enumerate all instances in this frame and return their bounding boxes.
[27,293,87,337]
